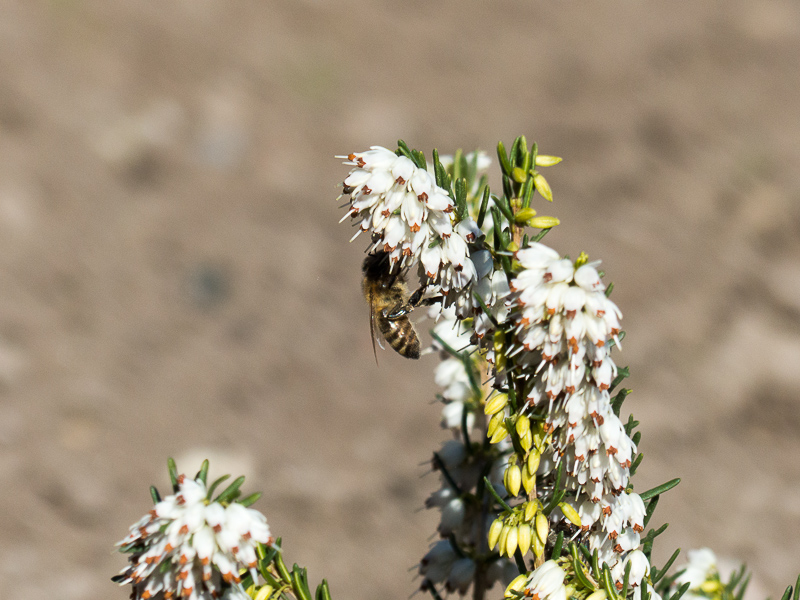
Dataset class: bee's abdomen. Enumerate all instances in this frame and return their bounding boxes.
[378,316,421,359]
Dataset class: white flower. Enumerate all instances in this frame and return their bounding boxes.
[673,548,719,590]
[523,560,568,600]
[116,473,273,600]
[341,147,487,319]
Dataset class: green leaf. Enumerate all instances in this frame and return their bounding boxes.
[207,474,231,499]
[483,476,513,513]
[291,565,313,600]
[611,388,630,416]
[239,491,263,507]
[215,475,246,504]
[411,149,427,170]
[639,478,681,501]
[497,141,512,176]
[609,366,631,393]
[167,457,179,491]
[396,139,413,160]
[316,580,332,600]
[669,582,691,600]
[551,531,564,560]
[602,564,621,600]
[793,573,800,600]
[477,186,491,228]
[196,460,210,486]
[652,548,681,585]
[620,559,633,599]
[150,485,161,504]
[455,178,468,221]
[642,495,659,530]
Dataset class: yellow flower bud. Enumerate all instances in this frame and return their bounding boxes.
[515,415,531,437]
[586,590,608,600]
[523,500,537,523]
[506,464,522,497]
[493,330,506,353]
[534,155,562,167]
[507,241,520,252]
[498,524,511,557]
[487,411,504,438]
[559,502,582,527]
[490,422,510,445]
[532,172,553,202]
[505,525,519,558]
[527,449,540,474]
[514,207,537,224]
[701,581,724,594]
[519,430,532,452]
[505,574,528,597]
[535,512,549,544]
[517,523,532,556]
[512,166,527,183]
[255,585,274,600]
[484,393,509,415]
[488,518,504,551]
[532,531,545,558]
[521,463,536,494]
[528,216,560,229]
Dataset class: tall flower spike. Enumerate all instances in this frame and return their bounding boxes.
[115,472,273,600]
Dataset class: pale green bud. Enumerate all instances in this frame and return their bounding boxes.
[498,524,511,557]
[255,585,274,600]
[523,500,538,523]
[528,215,560,229]
[490,422,510,444]
[527,449,540,475]
[505,574,528,597]
[514,207,537,224]
[535,512,549,544]
[517,523,532,556]
[505,525,519,558]
[586,590,608,600]
[534,155,562,167]
[519,430,532,452]
[488,518,504,551]
[559,502,582,527]
[533,172,553,201]
[484,393,509,415]
[515,415,531,437]
[521,462,535,494]
[506,464,522,497]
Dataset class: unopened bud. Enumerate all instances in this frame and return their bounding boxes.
[527,449,541,474]
[487,411,504,438]
[498,524,511,557]
[490,422,510,445]
[484,393,509,415]
[521,463,536,494]
[512,167,528,183]
[532,172,553,202]
[534,155,562,167]
[505,525,519,558]
[559,502,582,527]
[519,430,533,452]
[505,574,528,597]
[535,512,549,544]
[515,415,531,437]
[255,585,274,600]
[528,215,560,229]
[524,501,538,523]
[505,464,522,497]
[586,590,608,600]
[517,523,532,556]
[488,518,504,551]
[532,531,545,558]
[514,207,537,224]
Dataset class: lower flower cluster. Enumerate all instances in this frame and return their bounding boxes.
[115,473,272,600]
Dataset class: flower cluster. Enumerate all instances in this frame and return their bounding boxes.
[115,473,272,600]
[339,146,484,317]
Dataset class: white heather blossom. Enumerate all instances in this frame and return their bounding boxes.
[116,474,272,600]
[671,548,720,600]
[505,241,642,571]
[522,560,568,600]
[340,147,484,317]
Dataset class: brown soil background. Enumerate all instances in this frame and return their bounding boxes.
[1,1,799,598]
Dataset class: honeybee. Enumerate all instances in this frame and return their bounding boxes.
[362,251,427,361]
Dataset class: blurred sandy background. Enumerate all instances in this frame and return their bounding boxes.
[1,1,799,598]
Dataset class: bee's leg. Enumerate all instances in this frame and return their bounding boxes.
[383,301,413,320]
[409,286,444,307]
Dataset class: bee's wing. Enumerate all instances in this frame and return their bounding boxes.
[369,289,382,365]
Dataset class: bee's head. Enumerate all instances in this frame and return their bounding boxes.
[362,251,398,285]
